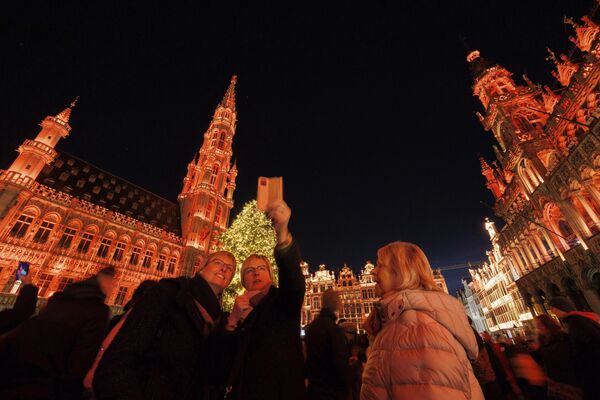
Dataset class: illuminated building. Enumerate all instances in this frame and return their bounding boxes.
[433,268,449,293]
[457,277,489,333]
[469,7,600,322]
[0,76,239,307]
[301,261,377,329]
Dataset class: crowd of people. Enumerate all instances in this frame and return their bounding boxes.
[0,199,598,399]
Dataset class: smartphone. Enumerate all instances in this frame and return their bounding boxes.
[16,261,30,281]
[257,176,283,211]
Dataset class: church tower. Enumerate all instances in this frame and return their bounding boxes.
[179,76,238,275]
[0,100,76,218]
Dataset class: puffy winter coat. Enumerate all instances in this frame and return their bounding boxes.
[361,289,484,400]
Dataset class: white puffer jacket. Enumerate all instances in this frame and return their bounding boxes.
[361,289,484,400]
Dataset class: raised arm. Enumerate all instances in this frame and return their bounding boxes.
[267,201,305,314]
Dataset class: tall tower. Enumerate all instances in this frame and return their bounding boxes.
[0,100,76,218]
[467,50,550,202]
[179,76,238,275]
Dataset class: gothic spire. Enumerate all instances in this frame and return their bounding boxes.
[220,75,237,109]
[55,96,79,124]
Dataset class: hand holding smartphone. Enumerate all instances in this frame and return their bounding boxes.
[257,176,283,211]
[16,261,29,282]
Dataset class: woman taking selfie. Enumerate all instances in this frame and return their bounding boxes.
[361,241,483,400]
[93,250,237,400]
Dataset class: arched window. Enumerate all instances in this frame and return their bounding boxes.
[209,165,219,186]
[9,214,35,238]
[218,132,226,149]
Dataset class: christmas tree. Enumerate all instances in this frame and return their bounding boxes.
[217,200,278,310]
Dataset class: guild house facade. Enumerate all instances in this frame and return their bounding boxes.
[466,5,600,331]
[0,76,240,308]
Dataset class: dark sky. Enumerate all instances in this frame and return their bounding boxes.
[0,1,593,295]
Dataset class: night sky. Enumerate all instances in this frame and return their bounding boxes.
[0,1,593,295]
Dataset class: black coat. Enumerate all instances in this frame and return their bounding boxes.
[231,240,307,400]
[534,333,580,387]
[305,308,350,400]
[93,275,225,400]
[0,277,109,400]
[562,312,600,400]
[0,284,39,335]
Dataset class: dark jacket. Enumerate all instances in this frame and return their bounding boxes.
[0,284,39,335]
[231,240,307,400]
[305,308,350,400]
[93,275,224,400]
[535,332,580,387]
[0,277,109,400]
[562,312,600,400]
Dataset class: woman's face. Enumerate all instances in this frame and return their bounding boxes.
[372,255,395,297]
[199,253,236,293]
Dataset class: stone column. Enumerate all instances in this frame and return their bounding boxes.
[527,236,544,267]
[559,199,592,238]
[510,249,527,275]
[576,193,600,226]
[584,182,600,209]
[520,242,538,270]
[533,232,552,261]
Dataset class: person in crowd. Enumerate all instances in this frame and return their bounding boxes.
[83,279,157,394]
[360,241,484,400]
[0,267,116,400]
[339,321,366,400]
[107,279,157,330]
[548,296,600,400]
[93,252,236,400]
[0,270,39,335]
[481,331,523,399]
[305,288,350,400]
[532,314,582,400]
[468,319,501,400]
[224,200,307,400]
[505,337,546,400]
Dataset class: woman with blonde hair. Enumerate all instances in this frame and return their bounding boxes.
[361,241,484,400]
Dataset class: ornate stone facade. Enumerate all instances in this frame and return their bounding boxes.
[301,262,377,329]
[0,77,239,307]
[468,8,600,329]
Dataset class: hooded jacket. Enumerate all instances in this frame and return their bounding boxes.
[361,289,484,400]
[0,276,109,400]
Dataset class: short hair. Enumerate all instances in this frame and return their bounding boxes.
[241,254,274,289]
[377,241,440,292]
[97,266,116,277]
[322,288,339,311]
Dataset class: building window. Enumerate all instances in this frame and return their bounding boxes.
[32,221,55,244]
[156,254,166,271]
[113,241,126,261]
[57,277,74,292]
[37,273,55,297]
[129,247,141,265]
[114,286,128,306]
[77,233,94,254]
[96,238,112,258]
[209,165,218,186]
[9,214,34,238]
[167,257,177,274]
[142,250,154,268]
[57,228,77,249]
[218,132,226,149]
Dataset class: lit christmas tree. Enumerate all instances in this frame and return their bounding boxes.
[217,200,278,310]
